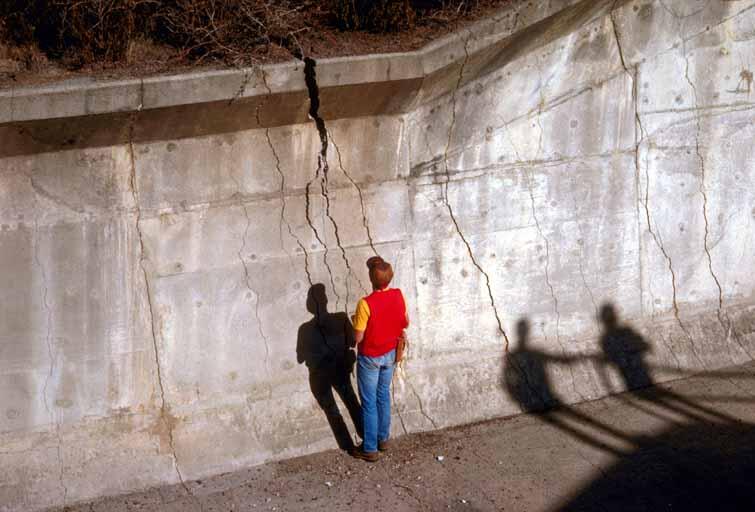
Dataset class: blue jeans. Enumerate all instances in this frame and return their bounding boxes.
[357,349,395,453]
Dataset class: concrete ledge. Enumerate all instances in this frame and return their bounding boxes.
[0,0,588,126]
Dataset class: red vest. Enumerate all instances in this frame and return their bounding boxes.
[360,288,408,357]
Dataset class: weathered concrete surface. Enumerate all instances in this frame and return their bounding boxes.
[1,0,754,510]
[58,362,755,511]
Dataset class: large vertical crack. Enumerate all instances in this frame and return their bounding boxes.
[126,80,199,509]
[31,199,67,506]
[297,56,369,314]
[610,8,705,369]
[287,55,350,310]
[280,54,368,442]
[441,31,511,350]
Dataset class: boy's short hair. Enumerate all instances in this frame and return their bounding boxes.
[367,256,393,289]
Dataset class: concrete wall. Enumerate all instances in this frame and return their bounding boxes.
[1,0,754,509]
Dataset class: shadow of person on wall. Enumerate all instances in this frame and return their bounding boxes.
[597,302,735,424]
[297,284,362,451]
[500,310,755,511]
[598,303,653,389]
[503,318,560,412]
[504,318,635,454]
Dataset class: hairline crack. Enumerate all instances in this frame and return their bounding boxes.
[127,78,201,509]
[441,30,511,351]
[610,6,706,369]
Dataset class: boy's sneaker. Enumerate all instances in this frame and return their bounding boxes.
[351,448,379,462]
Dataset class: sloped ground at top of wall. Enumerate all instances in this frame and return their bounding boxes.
[0,0,592,126]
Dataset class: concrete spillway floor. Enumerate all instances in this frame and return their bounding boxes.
[60,362,755,512]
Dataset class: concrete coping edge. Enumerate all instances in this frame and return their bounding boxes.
[0,0,587,124]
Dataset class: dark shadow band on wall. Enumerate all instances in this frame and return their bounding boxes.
[0,79,422,158]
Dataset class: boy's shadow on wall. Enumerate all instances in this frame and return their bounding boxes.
[296,284,362,451]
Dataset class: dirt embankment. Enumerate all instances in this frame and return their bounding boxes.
[0,0,514,88]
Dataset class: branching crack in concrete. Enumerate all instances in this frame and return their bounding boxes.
[329,131,378,257]
[29,175,85,214]
[610,9,703,367]
[229,69,253,106]
[497,104,565,409]
[425,147,638,182]
[296,56,347,310]
[657,0,707,22]
[256,71,314,285]
[300,58,367,311]
[126,79,199,508]
[568,177,600,322]
[228,70,280,397]
[427,65,634,174]
[660,333,683,370]
[292,54,370,442]
[304,171,341,305]
[404,374,439,430]
[321,165,353,309]
[531,64,586,403]
[681,47,754,363]
[391,380,409,435]
[568,180,602,398]
[441,31,511,351]
[650,3,755,65]
[229,173,273,400]
[682,44,730,338]
[610,1,650,306]
[31,203,67,505]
